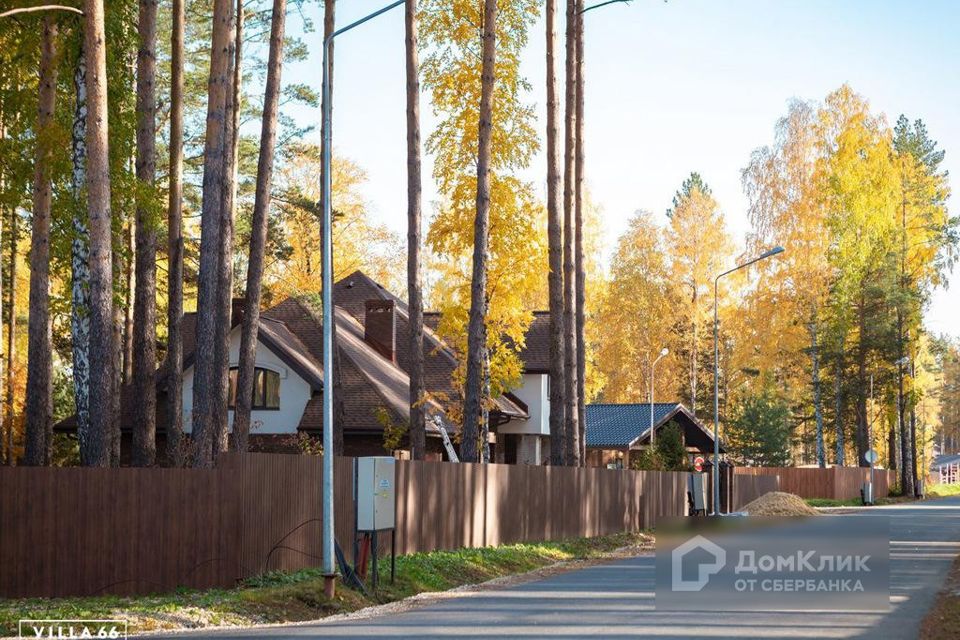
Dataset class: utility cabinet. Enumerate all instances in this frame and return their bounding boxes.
[355,457,396,531]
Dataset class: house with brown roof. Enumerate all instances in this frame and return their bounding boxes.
[57,270,552,463]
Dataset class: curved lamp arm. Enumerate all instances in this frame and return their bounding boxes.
[1,5,83,19]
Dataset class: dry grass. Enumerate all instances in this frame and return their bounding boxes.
[920,552,960,640]
[743,491,820,516]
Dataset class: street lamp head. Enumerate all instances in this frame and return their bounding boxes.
[759,246,785,260]
[660,347,669,357]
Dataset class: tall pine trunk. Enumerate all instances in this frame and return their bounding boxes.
[545,0,564,466]
[405,0,426,460]
[191,0,236,467]
[25,16,58,466]
[235,0,287,452]
[211,0,241,459]
[574,0,586,465]
[898,200,916,495]
[909,357,919,494]
[897,312,914,495]
[809,312,824,468]
[561,0,579,466]
[85,0,116,467]
[132,0,159,466]
[70,46,93,464]
[462,0,498,463]
[166,0,186,465]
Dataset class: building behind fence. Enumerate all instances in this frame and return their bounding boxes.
[0,453,690,599]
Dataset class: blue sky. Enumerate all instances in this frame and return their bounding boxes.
[280,0,959,338]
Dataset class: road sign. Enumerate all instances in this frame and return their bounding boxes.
[865,449,878,464]
[694,456,705,472]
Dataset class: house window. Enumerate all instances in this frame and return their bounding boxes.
[228,367,281,410]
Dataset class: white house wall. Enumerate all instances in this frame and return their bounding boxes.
[181,328,313,434]
[500,373,549,436]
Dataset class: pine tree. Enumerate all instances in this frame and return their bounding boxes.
[166,0,186,465]
[85,0,117,468]
[24,15,58,466]
[191,0,236,467]
[405,0,426,461]
[461,0,499,463]
[235,0,287,452]
[132,0,159,466]
[545,0,565,465]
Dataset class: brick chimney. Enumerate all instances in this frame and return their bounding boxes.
[364,299,396,362]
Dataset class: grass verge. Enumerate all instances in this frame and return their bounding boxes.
[0,531,650,638]
[920,551,960,640]
[926,483,960,499]
[805,496,910,508]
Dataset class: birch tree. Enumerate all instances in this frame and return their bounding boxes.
[70,43,93,464]
[667,174,731,419]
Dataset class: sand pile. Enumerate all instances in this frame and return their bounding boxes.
[742,491,819,516]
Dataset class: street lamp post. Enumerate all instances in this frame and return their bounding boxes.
[711,246,784,515]
[320,0,404,600]
[650,347,668,446]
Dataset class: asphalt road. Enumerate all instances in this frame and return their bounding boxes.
[155,496,960,640]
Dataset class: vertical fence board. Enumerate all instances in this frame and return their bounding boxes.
[0,454,694,598]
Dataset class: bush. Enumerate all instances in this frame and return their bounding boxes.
[630,422,690,472]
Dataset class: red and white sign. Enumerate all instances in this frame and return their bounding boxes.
[693,456,705,472]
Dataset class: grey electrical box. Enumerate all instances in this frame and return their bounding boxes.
[355,457,396,531]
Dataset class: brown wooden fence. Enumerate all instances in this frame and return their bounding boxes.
[0,453,689,599]
[734,466,896,500]
[730,472,780,511]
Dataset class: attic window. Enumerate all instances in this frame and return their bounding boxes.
[228,367,281,410]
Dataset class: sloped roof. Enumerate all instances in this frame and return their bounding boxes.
[334,306,445,425]
[586,403,683,448]
[423,309,551,374]
[585,402,721,452]
[256,317,324,390]
[335,270,528,419]
[931,453,960,470]
[517,311,550,372]
[59,270,534,435]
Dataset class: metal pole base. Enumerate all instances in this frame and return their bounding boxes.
[323,574,337,599]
